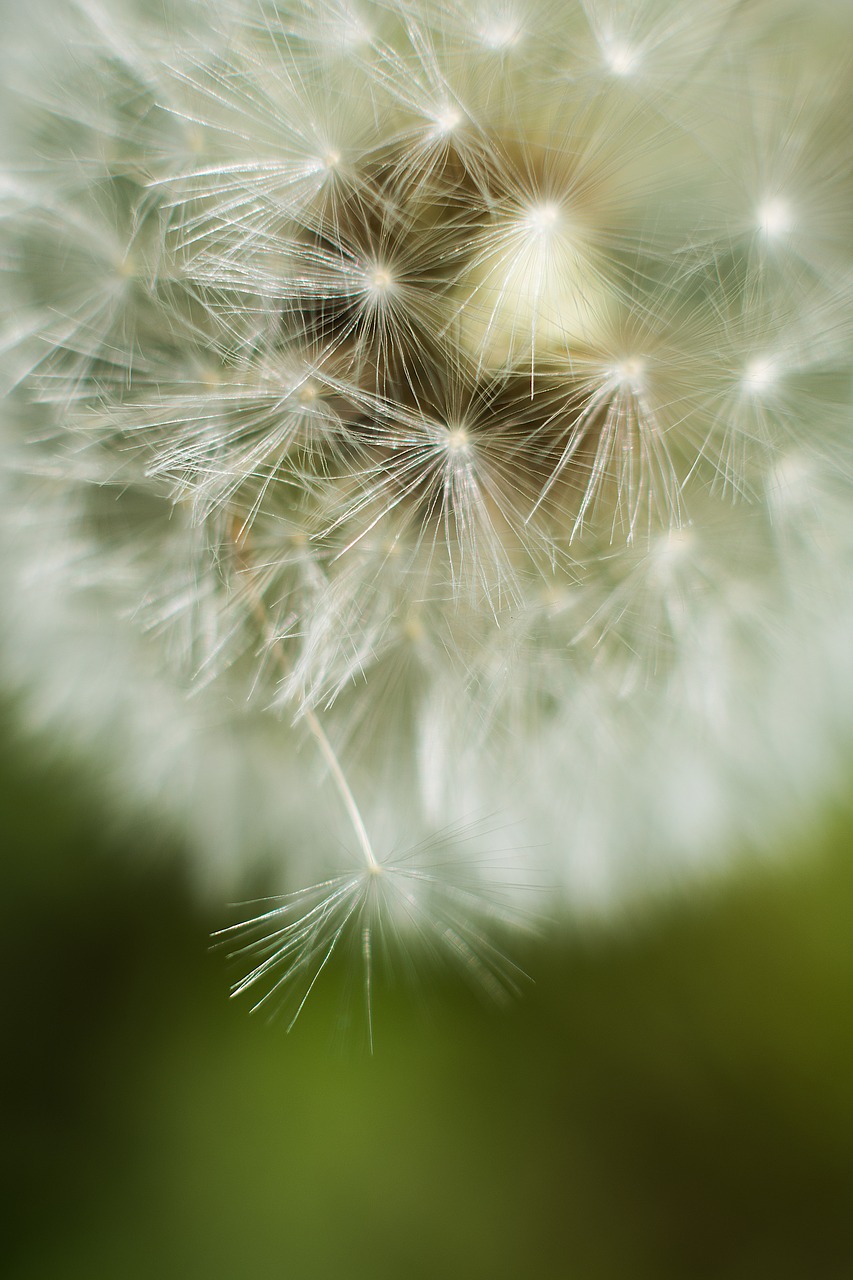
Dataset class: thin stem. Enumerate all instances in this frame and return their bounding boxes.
[230,521,380,873]
[301,703,380,871]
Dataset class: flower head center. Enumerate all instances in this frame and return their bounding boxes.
[523,201,561,236]
[297,378,320,405]
[479,17,523,50]
[757,198,792,238]
[444,424,470,454]
[432,106,462,136]
[613,357,646,393]
[744,357,777,393]
[604,41,639,76]
[366,265,395,294]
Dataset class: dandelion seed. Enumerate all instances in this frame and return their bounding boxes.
[603,41,638,77]
[743,357,777,394]
[216,816,536,1043]
[757,198,792,239]
[611,357,646,393]
[432,107,462,136]
[365,264,395,294]
[477,14,524,52]
[523,201,561,234]
[443,424,470,455]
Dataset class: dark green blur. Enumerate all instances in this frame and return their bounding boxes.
[2,708,851,1280]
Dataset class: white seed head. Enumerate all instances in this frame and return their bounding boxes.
[1,0,852,1028]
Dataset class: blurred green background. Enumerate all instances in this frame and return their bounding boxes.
[2,704,852,1280]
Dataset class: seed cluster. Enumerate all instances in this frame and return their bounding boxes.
[3,0,853,945]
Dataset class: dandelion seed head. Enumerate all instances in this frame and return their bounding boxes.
[2,0,853,1027]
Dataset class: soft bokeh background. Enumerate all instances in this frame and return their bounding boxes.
[2,702,852,1280]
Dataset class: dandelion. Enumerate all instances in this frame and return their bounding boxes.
[1,0,852,1029]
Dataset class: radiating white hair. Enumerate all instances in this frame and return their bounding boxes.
[2,0,852,1021]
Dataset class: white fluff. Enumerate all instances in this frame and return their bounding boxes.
[1,0,852,1016]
